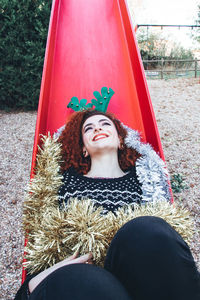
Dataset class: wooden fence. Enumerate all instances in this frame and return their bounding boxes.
[143,59,200,79]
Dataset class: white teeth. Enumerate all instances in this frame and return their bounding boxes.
[93,134,107,141]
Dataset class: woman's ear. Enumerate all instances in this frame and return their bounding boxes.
[118,137,124,150]
[119,136,125,150]
[82,146,89,157]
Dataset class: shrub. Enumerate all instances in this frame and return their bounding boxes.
[171,174,188,194]
[0,0,51,110]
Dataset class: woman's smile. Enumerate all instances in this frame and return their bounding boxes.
[92,133,109,141]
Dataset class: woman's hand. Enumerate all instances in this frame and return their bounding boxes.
[28,253,93,293]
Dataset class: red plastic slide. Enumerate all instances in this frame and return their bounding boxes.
[22,0,167,282]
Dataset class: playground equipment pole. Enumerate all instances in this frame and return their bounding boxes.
[135,24,200,31]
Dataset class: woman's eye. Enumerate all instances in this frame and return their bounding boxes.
[84,126,93,133]
[102,122,111,126]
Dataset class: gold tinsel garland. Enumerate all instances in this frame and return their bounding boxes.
[23,135,194,274]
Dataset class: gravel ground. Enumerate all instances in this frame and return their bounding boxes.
[148,78,200,267]
[0,78,199,299]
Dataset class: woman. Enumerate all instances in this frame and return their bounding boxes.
[15,109,200,299]
[58,109,143,213]
[57,109,170,213]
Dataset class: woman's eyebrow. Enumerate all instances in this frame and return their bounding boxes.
[99,119,111,123]
[83,119,111,130]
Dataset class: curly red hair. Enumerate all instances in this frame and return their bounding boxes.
[58,110,140,174]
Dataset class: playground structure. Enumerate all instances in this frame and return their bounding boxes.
[135,24,200,31]
[22,0,173,282]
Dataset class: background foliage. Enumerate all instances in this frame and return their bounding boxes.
[0,0,51,110]
[137,29,194,63]
[193,4,200,43]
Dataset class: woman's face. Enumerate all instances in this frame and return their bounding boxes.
[82,114,120,157]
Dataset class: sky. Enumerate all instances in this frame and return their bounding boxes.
[127,0,200,49]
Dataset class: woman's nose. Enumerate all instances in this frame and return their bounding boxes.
[94,127,102,133]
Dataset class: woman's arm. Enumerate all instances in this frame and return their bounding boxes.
[28,253,93,293]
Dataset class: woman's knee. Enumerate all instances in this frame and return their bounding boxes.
[114,216,173,244]
[121,215,168,231]
[107,215,186,259]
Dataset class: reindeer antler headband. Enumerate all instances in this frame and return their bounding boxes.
[67,87,115,112]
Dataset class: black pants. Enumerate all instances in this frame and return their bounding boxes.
[17,217,200,300]
[104,216,200,299]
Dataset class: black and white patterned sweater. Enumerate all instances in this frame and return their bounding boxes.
[58,167,142,213]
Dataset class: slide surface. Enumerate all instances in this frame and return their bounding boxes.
[23,0,167,282]
[31,0,165,174]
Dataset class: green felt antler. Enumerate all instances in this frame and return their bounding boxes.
[91,87,115,112]
[67,87,115,112]
[67,97,93,111]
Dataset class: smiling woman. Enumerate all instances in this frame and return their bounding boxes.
[82,114,127,178]
[58,109,142,213]
[58,110,141,175]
